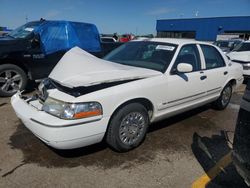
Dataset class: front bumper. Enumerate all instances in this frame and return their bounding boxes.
[11,94,109,149]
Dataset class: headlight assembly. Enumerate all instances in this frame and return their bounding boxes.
[243,63,250,70]
[42,97,102,120]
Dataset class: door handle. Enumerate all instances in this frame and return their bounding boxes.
[224,71,228,75]
[200,75,207,80]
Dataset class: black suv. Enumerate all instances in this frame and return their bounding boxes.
[233,81,250,186]
[0,20,122,96]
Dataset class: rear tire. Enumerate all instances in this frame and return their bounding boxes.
[0,64,27,97]
[106,103,149,152]
[213,84,232,110]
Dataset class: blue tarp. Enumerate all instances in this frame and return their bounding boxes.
[34,21,101,55]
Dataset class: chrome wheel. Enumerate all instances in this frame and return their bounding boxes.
[119,112,146,146]
[221,86,232,107]
[0,70,23,94]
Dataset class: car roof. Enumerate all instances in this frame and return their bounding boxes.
[133,38,211,46]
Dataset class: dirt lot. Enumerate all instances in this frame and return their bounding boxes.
[0,85,248,188]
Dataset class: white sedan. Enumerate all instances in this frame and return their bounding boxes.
[11,38,243,152]
[227,40,250,80]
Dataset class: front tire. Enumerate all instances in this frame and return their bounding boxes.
[0,64,27,97]
[213,84,232,110]
[106,103,149,152]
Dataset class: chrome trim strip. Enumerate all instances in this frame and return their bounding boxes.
[30,118,102,128]
[167,92,206,104]
[207,87,221,93]
[165,94,207,109]
[159,87,221,111]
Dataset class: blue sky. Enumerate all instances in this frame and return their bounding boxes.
[1,0,250,35]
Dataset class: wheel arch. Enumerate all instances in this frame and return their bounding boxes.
[0,59,29,76]
[104,97,154,151]
[108,97,155,126]
[226,78,237,91]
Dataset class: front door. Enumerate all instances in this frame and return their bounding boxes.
[158,44,206,114]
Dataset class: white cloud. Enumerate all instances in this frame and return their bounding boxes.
[147,8,175,15]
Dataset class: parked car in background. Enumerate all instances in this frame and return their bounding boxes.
[227,41,250,80]
[233,80,250,187]
[213,39,243,53]
[11,39,243,152]
[0,26,11,37]
[101,36,117,43]
[0,31,10,37]
[0,20,121,96]
[100,36,124,55]
[119,34,134,42]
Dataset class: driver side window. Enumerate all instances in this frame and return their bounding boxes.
[173,44,201,72]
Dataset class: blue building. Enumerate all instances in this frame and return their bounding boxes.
[156,16,250,41]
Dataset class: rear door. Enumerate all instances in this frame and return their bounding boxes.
[198,44,229,98]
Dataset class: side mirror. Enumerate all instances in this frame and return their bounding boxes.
[31,33,40,48]
[177,63,193,73]
[2,33,8,36]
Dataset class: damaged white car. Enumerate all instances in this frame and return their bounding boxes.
[11,39,243,152]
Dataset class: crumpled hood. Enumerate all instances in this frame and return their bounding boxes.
[49,47,161,87]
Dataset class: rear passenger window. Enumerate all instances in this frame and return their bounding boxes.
[200,45,225,69]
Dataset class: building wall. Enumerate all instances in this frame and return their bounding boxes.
[156,16,250,41]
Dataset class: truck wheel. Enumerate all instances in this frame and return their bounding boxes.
[106,103,149,152]
[213,84,232,110]
[0,64,27,97]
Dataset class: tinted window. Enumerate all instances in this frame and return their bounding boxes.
[104,41,177,72]
[200,45,225,69]
[173,44,201,72]
[233,42,250,52]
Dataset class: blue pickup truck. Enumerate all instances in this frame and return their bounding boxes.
[0,20,122,96]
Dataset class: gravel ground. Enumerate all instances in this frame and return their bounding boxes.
[0,85,247,188]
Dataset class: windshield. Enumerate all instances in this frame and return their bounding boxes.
[233,42,250,52]
[8,21,41,39]
[104,41,178,72]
